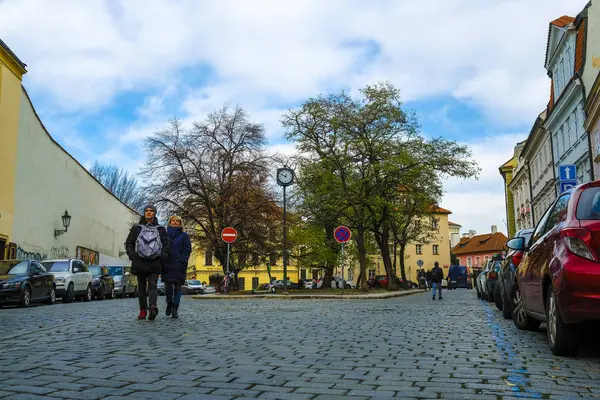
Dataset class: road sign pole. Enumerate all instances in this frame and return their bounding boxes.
[226,243,230,273]
[341,242,345,295]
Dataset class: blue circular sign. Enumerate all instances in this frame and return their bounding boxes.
[417,260,424,267]
[334,226,351,243]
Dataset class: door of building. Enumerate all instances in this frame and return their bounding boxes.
[0,238,5,260]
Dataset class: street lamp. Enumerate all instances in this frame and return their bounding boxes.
[277,166,295,292]
[54,210,71,237]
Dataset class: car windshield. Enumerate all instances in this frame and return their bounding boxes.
[89,266,102,275]
[188,280,201,285]
[0,260,29,275]
[41,261,70,272]
[107,266,124,276]
[576,187,600,220]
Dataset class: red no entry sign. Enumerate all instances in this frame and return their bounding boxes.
[221,227,238,243]
[334,226,351,243]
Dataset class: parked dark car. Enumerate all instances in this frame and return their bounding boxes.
[88,265,115,300]
[447,265,471,289]
[484,254,504,303]
[496,228,533,319]
[0,259,55,307]
[507,181,600,356]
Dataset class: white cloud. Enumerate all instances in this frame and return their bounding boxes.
[441,133,528,236]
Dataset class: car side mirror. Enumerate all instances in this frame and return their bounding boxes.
[506,237,525,251]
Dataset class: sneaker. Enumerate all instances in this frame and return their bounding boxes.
[165,302,172,316]
[148,306,158,321]
[439,297,443,300]
[432,297,436,300]
[137,308,147,319]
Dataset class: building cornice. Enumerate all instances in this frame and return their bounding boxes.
[0,39,27,79]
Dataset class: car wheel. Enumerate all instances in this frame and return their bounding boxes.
[476,287,481,298]
[486,286,495,303]
[502,288,512,320]
[494,283,503,311]
[107,286,115,299]
[512,283,541,331]
[19,286,31,308]
[547,285,579,356]
[98,285,105,300]
[63,283,74,303]
[131,287,138,298]
[83,285,92,302]
[46,285,56,305]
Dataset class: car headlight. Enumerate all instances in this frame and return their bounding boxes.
[55,277,65,283]
[2,282,21,289]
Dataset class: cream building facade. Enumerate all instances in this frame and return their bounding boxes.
[0,39,137,265]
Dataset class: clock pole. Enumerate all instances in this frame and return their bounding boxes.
[283,183,288,292]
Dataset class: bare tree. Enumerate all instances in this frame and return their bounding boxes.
[141,106,280,277]
[89,162,146,211]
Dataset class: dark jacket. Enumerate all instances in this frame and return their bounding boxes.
[124,217,170,275]
[426,271,432,281]
[431,266,444,283]
[162,226,192,285]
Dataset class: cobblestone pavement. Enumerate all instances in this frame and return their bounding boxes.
[1,289,599,399]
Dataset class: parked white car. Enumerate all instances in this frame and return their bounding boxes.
[41,259,93,303]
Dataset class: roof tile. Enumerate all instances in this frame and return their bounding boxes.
[451,232,508,255]
[575,20,585,73]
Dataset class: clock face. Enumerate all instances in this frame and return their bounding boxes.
[278,169,293,184]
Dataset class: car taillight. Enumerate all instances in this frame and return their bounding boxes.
[488,271,498,280]
[512,251,523,267]
[562,228,598,262]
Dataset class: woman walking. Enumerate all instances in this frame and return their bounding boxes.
[162,215,192,318]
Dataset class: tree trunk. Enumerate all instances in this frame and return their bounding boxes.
[355,224,368,291]
[398,243,407,282]
[320,223,336,289]
[374,225,398,290]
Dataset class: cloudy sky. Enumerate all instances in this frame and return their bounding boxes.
[0,0,589,236]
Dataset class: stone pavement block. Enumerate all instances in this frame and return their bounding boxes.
[259,392,315,400]
[161,385,214,394]
[46,381,94,391]
[125,391,182,399]
[4,395,50,400]
[79,386,134,398]
[211,388,262,397]
[10,385,57,395]
[313,396,369,400]
[332,382,376,390]
[75,377,131,388]
[0,391,15,398]
[346,389,397,397]
[201,381,252,390]
[122,382,173,391]
[47,390,102,399]
[177,394,234,400]
[70,367,117,379]
[295,387,348,395]
[252,384,294,393]
[284,381,333,389]
[196,375,234,383]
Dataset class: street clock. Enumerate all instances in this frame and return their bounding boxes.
[277,167,294,186]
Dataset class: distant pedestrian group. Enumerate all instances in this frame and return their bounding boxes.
[125,204,192,321]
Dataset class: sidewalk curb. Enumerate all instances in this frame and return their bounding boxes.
[191,289,425,300]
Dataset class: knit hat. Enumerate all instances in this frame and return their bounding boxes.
[143,204,157,214]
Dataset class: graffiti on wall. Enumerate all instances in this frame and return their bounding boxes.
[76,246,99,265]
[49,246,70,259]
[16,246,47,261]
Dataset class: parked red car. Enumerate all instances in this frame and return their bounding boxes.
[506,181,600,355]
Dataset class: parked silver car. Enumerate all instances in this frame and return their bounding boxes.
[106,266,137,298]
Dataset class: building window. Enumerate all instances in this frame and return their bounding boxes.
[467,257,472,267]
[204,251,213,266]
[238,277,245,290]
[476,256,480,267]
[414,220,421,229]
[432,245,439,255]
[252,277,259,289]
[432,218,439,230]
[416,244,422,255]
[300,269,306,280]
[368,269,376,278]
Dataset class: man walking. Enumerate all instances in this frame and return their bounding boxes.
[125,204,170,320]
[431,261,444,300]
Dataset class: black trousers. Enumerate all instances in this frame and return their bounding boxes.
[137,272,159,309]
[165,283,182,305]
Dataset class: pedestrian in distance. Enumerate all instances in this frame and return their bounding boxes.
[426,269,433,290]
[162,215,192,319]
[125,204,170,321]
[431,261,444,300]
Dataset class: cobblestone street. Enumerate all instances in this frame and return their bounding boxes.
[1,289,599,399]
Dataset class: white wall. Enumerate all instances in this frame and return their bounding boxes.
[11,88,139,262]
[583,2,600,96]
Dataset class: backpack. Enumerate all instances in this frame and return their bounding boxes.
[135,224,163,259]
[433,267,443,282]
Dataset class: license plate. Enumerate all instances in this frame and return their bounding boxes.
[451,281,457,283]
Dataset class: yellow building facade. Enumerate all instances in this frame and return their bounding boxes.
[402,207,452,283]
[187,251,300,291]
[499,143,525,238]
[0,39,27,259]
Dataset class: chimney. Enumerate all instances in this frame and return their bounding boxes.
[468,230,476,238]
[491,225,497,234]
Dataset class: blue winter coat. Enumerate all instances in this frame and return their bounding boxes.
[162,226,192,285]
